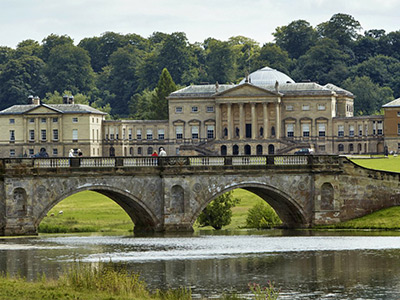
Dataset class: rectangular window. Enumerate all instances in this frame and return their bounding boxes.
[9,149,15,157]
[206,106,214,113]
[137,129,142,140]
[41,129,47,141]
[397,112,400,117]
[122,128,126,140]
[128,129,132,140]
[158,129,165,140]
[338,125,344,137]
[207,125,214,139]
[377,121,383,135]
[52,117,58,123]
[146,129,153,140]
[358,125,363,136]
[41,118,46,123]
[373,121,376,135]
[29,118,34,123]
[349,125,354,137]
[398,124,400,135]
[72,129,78,141]
[286,124,294,137]
[29,149,34,156]
[365,125,368,136]
[9,130,15,142]
[53,129,59,141]
[29,130,35,141]
[175,107,183,113]
[302,124,310,137]
[109,128,114,140]
[286,105,294,111]
[138,147,142,155]
[318,104,326,111]
[176,126,183,139]
[191,106,199,113]
[191,126,199,139]
[318,124,326,137]
[53,148,58,156]
[302,105,310,111]
[9,119,15,124]
[72,117,78,123]
[318,145,326,152]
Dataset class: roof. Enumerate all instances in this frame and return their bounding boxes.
[0,103,107,115]
[324,83,354,97]
[382,98,400,108]
[239,66,295,85]
[169,84,234,98]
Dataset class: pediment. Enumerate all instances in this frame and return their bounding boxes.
[216,83,280,98]
[26,105,61,115]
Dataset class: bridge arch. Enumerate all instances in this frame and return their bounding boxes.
[191,182,307,229]
[36,185,161,232]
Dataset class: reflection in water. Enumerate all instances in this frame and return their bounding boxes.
[1,232,400,299]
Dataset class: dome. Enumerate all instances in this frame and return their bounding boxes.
[240,66,295,86]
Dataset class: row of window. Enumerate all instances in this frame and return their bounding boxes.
[175,106,214,114]
[286,104,326,111]
[9,129,79,142]
[9,117,80,124]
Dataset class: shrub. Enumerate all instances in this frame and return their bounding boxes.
[246,201,281,229]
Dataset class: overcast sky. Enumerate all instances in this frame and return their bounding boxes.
[1,0,399,48]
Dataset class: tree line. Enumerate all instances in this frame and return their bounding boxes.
[0,13,399,118]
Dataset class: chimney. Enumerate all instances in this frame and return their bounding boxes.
[27,95,34,104]
[33,96,40,105]
[63,95,69,104]
[68,95,74,104]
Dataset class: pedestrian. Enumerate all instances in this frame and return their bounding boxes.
[69,149,75,157]
[78,149,83,157]
[151,150,158,157]
[159,147,167,156]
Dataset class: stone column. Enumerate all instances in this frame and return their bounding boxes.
[215,104,221,139]
[263,103,268,139]
[227,103,232,140]
[251,103,256,139]
[239,103,245,139]
[275,101,281,139]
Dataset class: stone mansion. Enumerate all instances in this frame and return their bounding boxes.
[1,66,400,158]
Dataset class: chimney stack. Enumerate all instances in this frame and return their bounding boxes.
[68,95,74,104]
[27,95,34,104]
[33,96,40,105]
[63,95,69,104]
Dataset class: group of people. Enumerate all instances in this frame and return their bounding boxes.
[151,147,167,157]
[69,149,83,157]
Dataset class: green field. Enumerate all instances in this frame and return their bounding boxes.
[351,155,400,172]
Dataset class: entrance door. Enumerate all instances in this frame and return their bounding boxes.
[244,144,251,155]
[268,144,275,154]
[245,124,252,138]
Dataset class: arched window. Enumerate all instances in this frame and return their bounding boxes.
[244,144,251,155]
[349,144,354,152]
[259,127,264,137]
[147,147,153,155]
[338,144,344,152]
[129,147,133,156]
[256,144,263,155]
[109,147,115,157]
[235,127,240,137]
[271,126,275,137]
[268,144,275,154]
[358,143,362,153]
[221,145,227,156]
[321,183,334,210]
[223,127,228,137]
[138,147,142,155]
[233,145,239,155]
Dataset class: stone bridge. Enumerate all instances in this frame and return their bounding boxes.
[1,155,400,236]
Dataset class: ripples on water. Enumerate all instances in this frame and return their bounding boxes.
[1,231,400,299]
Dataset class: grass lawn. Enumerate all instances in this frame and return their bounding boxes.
[351,155,400,172]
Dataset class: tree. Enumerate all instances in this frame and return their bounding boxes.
[42,90,89,105]
[41,34,74,62]
[148,68,177,120]
[253,43,292,75]
[197,191,240,230]
[228,36,260,78]
[246,201,281,229]
[273,19,317,59]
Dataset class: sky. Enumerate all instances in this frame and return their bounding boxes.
[1,0,399,48]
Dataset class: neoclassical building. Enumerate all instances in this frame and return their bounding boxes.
[0,66,398,158]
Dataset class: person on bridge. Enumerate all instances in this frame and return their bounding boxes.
[78,149,83,157]
[69,149,75,157]
[159,148,167,156]
[151,151,158,157]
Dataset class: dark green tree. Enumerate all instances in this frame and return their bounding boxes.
[14,40,41,58]
[253,43,293,75]
[228,36,260,78]
[273,19,317,59]
[378,31,400,60]
[198,191,240,230]
[246,201,281,229]
[41,34,74,62]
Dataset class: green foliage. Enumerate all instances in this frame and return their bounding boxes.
[245,201,282,229]
[248,282,280,300]
[198,191,240,230]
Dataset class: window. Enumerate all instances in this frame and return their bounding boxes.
[41,129,47,141]
[128,129,132,140]
[92,117,95,123]
[318,104,326,111]
[72,129,78,141]
[9,130,15,142]
[398,124,400,135]
[302,124,310,137]
[109,128,114,140]
[147,147,153,155]
[176,126,183,139]
[53,148,58,156]
[41,118,46,123]
[176,148,180,155]
[365,125,368,136]
[175,107,183,113]
[129,147,133,155]
[207,125,214,139]
[286,124,294,137]
[137,129,142,140]
[9,149,15,157]
[29,149,34,156]
[377,121,383,135]
[53,129,59,141]
[158,129,165,140]
[338,144,344,152]
[9,119,15,124]
[206,106,214,113]
[338,125,344,137]
[29,118,34,123]
[373,121,376,135]
[358,125,363,136]
[191,126,199,139]
[122,128,126,140]
[52,117,58,123]
[29,130,35,141]
[349,144,354,152]
[72,117,78,123]
[138,147,142,155]
[318,145,326,152]
[146,129,153,140]
[318,124,326,137]
[286,105,294,111]
[349,125,354,137]
[397,111,400,117]
[302,105,310,111]
[191,106,198,113]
